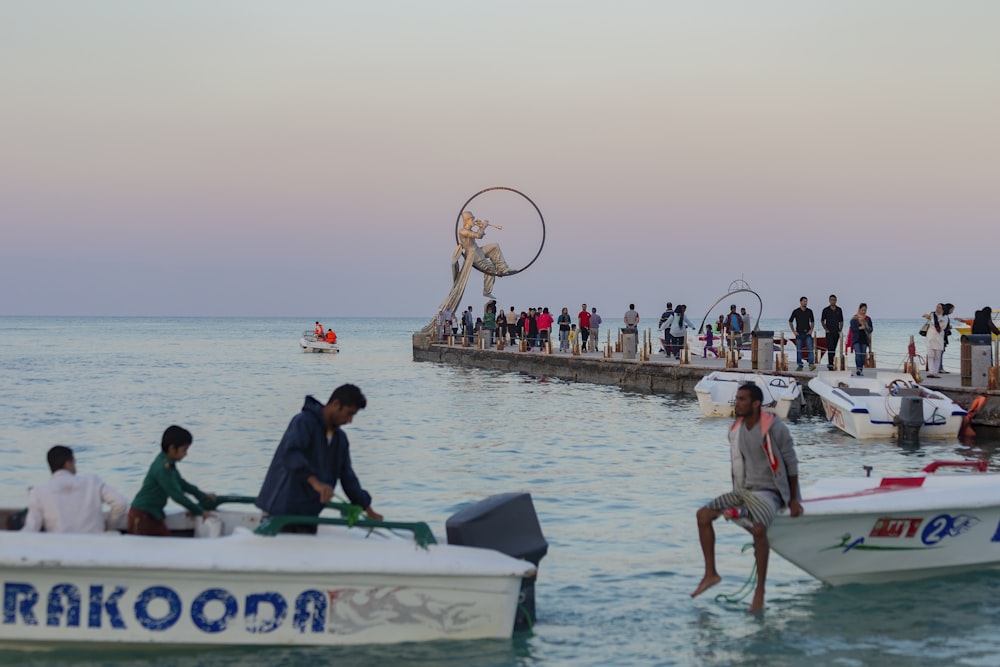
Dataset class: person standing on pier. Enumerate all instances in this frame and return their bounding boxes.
[724,305,743,347]
[788,297,816,372]
[462,306,474,344]
[820,295,844,371]
[589,307,602,352]
[691,383,803,613]
[578,304,591,352]
[658,303,674,353]
[849,303,873,376]
[623,304,640,332]
[557,307,572,352]
[526,308,539,349]
[923,303,948,379]
[668,304,695,359]
[537,307,554,350]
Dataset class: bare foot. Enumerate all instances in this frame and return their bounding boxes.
[748,595,765,613]
[690,574,722,598]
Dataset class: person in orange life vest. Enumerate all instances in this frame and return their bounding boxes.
[691,383,803,613]
[314,322,324,337]
[325,329,337,344]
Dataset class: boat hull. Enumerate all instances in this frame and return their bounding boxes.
[693,371,801,419]
[300,336,338,353]
[0,522,532,647]
[766,471,1000,585]
[809,371,966,439]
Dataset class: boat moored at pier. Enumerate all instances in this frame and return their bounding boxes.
[693,371,802,419]
[808,370,967,439]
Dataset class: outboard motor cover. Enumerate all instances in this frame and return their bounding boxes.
[446,492,548,632]
[897,395,924,443]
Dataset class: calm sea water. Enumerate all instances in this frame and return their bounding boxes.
[1,316,998,667]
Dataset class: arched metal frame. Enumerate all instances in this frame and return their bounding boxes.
[454,186,545,277]
[697,286,764,335]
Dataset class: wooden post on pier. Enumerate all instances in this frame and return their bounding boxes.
[679,332,691,365]
[777,332,788,371]
[905,335,922,382]
[835,336,846,371]
[726,333,738,369]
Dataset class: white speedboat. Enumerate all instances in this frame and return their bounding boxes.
[300,331,339,353]
[693,371,802,419]
[0,494,546,648]
[765,460,1000,585]
[808,370,967,439]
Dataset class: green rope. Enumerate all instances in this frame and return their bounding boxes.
[516,604,535,633]
[714,542,758,604]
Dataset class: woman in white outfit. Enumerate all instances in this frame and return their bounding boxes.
[923,303,948,378]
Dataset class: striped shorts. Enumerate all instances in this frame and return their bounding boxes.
[706,489,782,527]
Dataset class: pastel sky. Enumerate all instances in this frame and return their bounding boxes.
[3,2,998,320]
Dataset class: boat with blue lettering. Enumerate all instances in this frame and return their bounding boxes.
[0,494,546,648]
[763,461,1000,585]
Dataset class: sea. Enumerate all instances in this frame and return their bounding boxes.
[2,316,999,667]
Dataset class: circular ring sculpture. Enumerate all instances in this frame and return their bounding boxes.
[454,186,545,277]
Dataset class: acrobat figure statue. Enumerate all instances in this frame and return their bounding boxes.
[455,210,509,299]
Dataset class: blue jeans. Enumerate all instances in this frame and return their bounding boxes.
[854,343,868,372]
[795,333,814,365]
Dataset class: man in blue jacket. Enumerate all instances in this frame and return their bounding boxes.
[257,384,382,533]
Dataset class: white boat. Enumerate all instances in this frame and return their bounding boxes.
[0,493,546,648]
[300,331,339,353]
[765,460,1000,585]
[808,370,967,439]
[693,371,802,419]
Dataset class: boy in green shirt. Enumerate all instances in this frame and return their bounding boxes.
[127,425,215,536]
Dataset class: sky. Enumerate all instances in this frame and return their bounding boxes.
[2,1,998,321]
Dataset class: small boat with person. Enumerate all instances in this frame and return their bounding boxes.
[300,331,339,353]
[0,493,546,648]
[765,460,1000,585]
[808,370,967,439]
[694,371,802,419]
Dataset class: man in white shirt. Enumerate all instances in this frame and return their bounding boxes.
[22,445,128,533]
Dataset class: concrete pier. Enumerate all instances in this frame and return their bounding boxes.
[413,332,1000,428]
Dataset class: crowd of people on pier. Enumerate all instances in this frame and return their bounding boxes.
[435,302,605,352]
[433,296,1000,372]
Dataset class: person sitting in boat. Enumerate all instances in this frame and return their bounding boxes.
[22,445,128,534]
[256,384,382,534]
[127,425,216,537]
[325,329,337,344]
[691,383,803,613]
[314,322,324,338]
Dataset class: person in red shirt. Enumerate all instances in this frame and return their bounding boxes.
[536,307,554,350]
[325,330,337,344]
[578,304,592,353]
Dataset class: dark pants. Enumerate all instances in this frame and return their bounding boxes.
[579,326,589,348]
[826,332,840,365]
